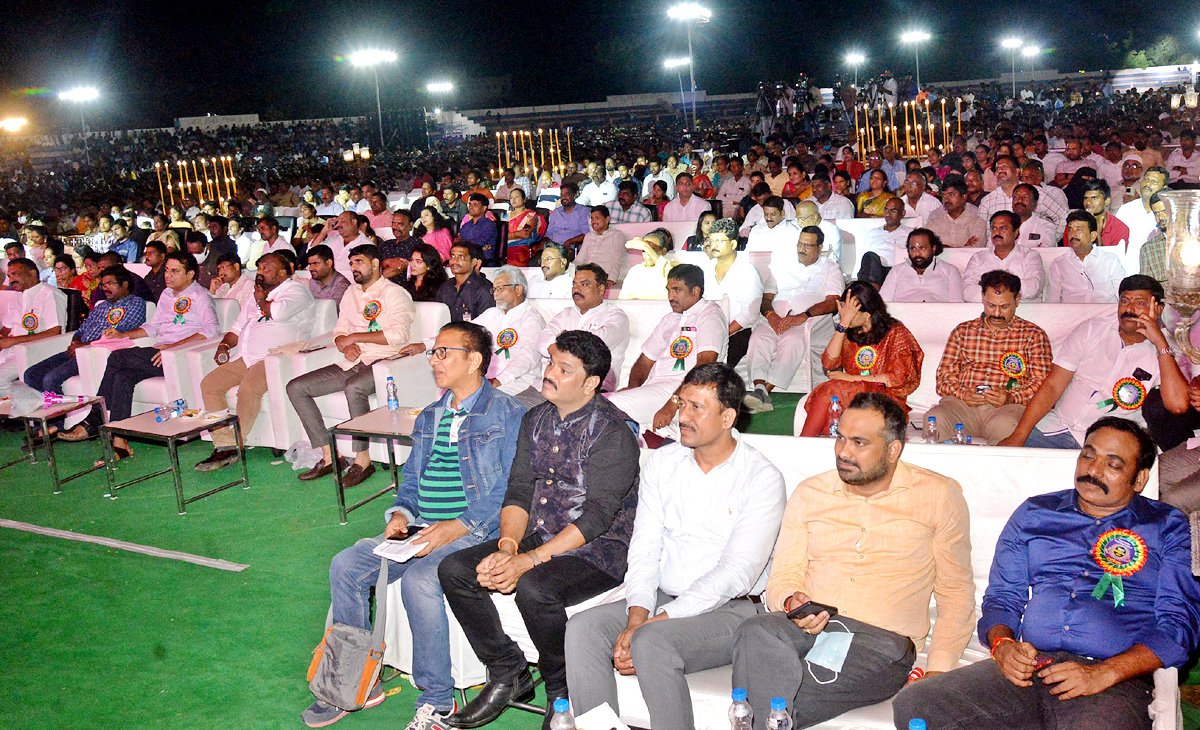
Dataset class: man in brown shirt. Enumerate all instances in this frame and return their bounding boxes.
[732,392,975,730]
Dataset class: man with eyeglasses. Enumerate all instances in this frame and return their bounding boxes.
[302,321,526,728]
[437,242,495,322]
[471,266,547,408]
[286,244,415,488]
[794,200,843,264]
[537,263,630,393]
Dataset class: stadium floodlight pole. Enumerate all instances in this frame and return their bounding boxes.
[900,31,931,93]
[664,57,691,125]
[846,52,866,92]
[350,49,398,150]
[1002,38,1023,98]
[668,3,711,131]
[59,87,99,165]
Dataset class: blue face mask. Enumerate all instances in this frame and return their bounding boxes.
[805,620,855,682]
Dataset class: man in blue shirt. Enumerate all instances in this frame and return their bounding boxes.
[456,193,500,265]
[544,183,591,251]
[301,321,525,728]
[894,417,1200,730]
[109,219,140,263]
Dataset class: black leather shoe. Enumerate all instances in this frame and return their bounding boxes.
[445,669,535,728]
[542,696,567,730]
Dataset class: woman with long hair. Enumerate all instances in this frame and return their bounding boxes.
[684,211,718,251]
[414,206,453,263]
[799,281,923,437]
[402,243,449,302]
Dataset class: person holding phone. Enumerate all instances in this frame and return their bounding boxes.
[731,392,975,730]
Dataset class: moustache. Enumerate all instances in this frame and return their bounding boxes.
[836,458,858,470]
[542,378,558,390]
[1120,312,1139,320]
[1077,474,1110,494]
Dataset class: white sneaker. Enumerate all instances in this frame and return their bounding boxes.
[405,703,455,730]
[743,386,774,413]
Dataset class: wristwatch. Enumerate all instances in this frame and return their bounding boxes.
[834,323,847,333]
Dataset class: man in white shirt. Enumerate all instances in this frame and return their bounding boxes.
[880,229,965,303]
[744,197,800,258]
[700,218,764,367]
[901,172,941,226]
[536,262,630,392]
[576,207,629,285]
[1045,211,1126,304]
[473,266,547,408]
[1049,139,1089,188]
[1017,161,1068,239]
[287,244,415,487]
[962,211,1045,302]
[211,254,255,312]
[308,211,368,282]
[794,200,843,264]
[566,363,786,730]
[810,172,855,221]
[978,156,1021,223]
[715,157,752,216]
[254,217,295,264]
[607,264,728,440]
[999,275,1188,449]
[526,243,574,299]
[314,186,345,217]
[576,169,618,207]
[1165,129,1200,186]
[641,160,676,201]
[661,173,711,222]
[858,197,911,285]
[744,226,844,413]
[1115,166,1169,255]
[1011,184,1057,248]
[619,230,674,301]
[739,183,796,237]
[0,257,67,390]
[926,178,987,249]
[197,253,316,471]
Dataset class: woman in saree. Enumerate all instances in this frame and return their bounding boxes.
[799,281,923,437]
[856,169,896,218]
[504,188,546,266]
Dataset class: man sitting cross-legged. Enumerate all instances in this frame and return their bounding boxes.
[301,321,526,728]
[196,252,316,471]
[565,362,786,730]
[286,244,415,487]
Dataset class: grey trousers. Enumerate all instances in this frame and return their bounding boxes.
[891,652,1152,730]
[732,613,915,730]
[565,592,761,730]
[285,362,375,451]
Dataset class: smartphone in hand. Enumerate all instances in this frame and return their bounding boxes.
[786,601,839,620]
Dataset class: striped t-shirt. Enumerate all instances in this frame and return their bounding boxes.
[417,406,468,521]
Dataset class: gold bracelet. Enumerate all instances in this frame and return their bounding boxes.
[497,537,519,553]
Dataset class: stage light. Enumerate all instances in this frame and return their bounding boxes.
[0,118,28,132]
[349,50,397,67]
[427,81,453,93]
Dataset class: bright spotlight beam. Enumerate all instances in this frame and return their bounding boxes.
[426,81,454,93]
[1001,38,1023,49]
[664,57,692,69]
[846,52,866,65]
[667,3,711,21]
[349,50,397,67]
[901,31,931,44]
[1021,45,1041,57]
[0,118,28,132]
[59,87,99,102]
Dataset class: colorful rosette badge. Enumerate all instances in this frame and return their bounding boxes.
[1098,377,1147,412]
[670,335,693,371]
[854,345,877,374]
[363,300,382,331]
[1090,528,1147,607]
[1000,351,1026,389]
[495,328,518,357]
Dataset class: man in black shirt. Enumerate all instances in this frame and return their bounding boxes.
[90,251,155,306]
[143,240,168,302]
[436,243,494,322]
[381,210,421,281]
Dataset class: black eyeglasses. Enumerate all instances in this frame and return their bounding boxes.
[426,346,473,360]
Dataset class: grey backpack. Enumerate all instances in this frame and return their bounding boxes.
[306,558,388,710]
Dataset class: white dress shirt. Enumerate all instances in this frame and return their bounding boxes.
[880,259,965,303]
[1044,247,1126,304]
[744,219,800,257]
[537,301,630,390]
[315,201,345,217]
[1016,216,1056,248]
[619,257,672,300]
[624,435,787,618]
[860,223,913,268]
[473,300,547,394]
[961,244,1046,302]
[526,267,574,299]
[332,275,415,369]
[322,232,368,282]
[1165,148,1200,184]
[715,174,752,212]
[902,193,942,227]
[577,180,618,207]
[642,171,676,200]
[642,299,728,382]
[1115,200,1157,255]
[701,254,765,331]
[926,206,988,249]
[739,200,796,236]
[214,273,255,313]
[815,193,856,221]
[661,194,712,222]
[766,255,845,316]
[576,228,629,283]
[231,278,316,366]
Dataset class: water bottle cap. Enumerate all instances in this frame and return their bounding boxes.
[387,376,395,382]
[553,699,570,713]
[770,697,787,711]
[731,688,747,702]
[955,423,964,429]
[927,416,935,422]
[908,720,927,730]
[830,396,839,402]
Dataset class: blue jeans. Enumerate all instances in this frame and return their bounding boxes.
[1024,427,1081,449]
[329,531,482,711]
[24,350,78,394]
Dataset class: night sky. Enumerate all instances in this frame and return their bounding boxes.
[2,1,1196,134]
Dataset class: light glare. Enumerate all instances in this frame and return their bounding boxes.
[0,118,28,132]
[901,31,931,43]
[59,87,99,102]
[1021,45,1041,57]
[427,81,453,93]
[1001,38,1023,49]
[664,57,692,69]
[349,50,397,67]
[668,3,711,21]
[846,52,866,65]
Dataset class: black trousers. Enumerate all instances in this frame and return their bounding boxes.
[1142,386,1200,452]
[727,327,751,368]
[438,536,621,698]
[858,252,891,287]
[97,346,164,422]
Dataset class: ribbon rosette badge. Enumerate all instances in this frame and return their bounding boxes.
[21,312,38,332]
[854,345,877,375]
[495,328,518,357]
[173,296,191,324]
[362,300,382,332]
[1090,528,1147,607]
[1000,351,1026,389]
[1099,377,1146,412]
[107,307,125,326]
[670,335,694,371]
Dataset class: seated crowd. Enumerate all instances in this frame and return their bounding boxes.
[2,108,1200,730]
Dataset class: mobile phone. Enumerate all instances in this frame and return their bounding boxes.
[1034,653,1054,670]
[786,601,839,620]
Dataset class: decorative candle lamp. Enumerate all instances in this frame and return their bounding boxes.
[1161,190,1200,362]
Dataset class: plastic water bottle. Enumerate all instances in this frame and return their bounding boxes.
[828,396,842,438]
[953,423,967,444]
[548,699,576,730]
[767,697,792,730]
[154,399,188,422]
[729,688,753,730]
[43,393,87,406]
[385,376,399,412]
[924,416,937,444]
[908,720,927,730]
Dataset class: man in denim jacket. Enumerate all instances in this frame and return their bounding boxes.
[303,321,526,728]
